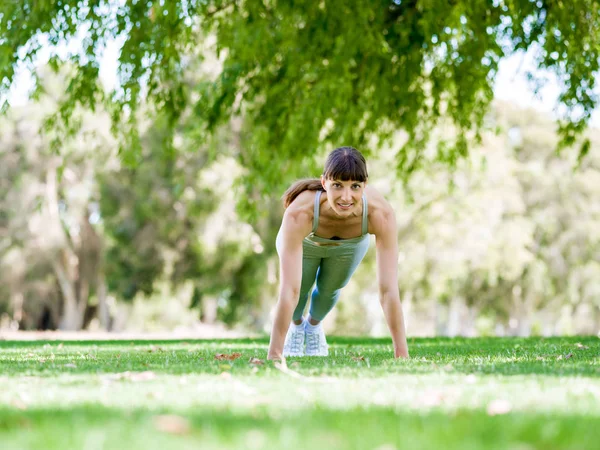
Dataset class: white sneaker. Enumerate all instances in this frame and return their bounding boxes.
[283,322,305,357]
[305,323,328,356]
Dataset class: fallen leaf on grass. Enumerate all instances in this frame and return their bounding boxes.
[576,343,589,350]
[215,352,242,361]
[148,345,164,353]
[565,353,574,359]
[64,363,77,369]
[153,415,190,435]
[249,357,264,365]
[487,399,512,416]
[351,356,370,368]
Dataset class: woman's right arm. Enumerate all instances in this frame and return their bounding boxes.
[267,209,311,360]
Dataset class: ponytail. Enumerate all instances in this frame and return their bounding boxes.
[282,178,324,208]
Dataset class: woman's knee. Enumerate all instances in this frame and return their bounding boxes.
[312,286,341,304]
[316,278,351,296]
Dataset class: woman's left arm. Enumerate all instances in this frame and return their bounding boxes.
[375,208,409,359]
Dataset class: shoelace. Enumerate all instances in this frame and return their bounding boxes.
[306,331,320,352]
[291,330,304,353]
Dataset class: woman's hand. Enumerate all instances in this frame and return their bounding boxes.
[373,202,410,360]
[268,207,311,360]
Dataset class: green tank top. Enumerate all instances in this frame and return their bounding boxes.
[304,190,369,246]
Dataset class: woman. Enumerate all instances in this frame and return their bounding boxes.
[267,147,409,359]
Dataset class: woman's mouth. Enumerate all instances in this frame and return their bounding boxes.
[337,203,353,210]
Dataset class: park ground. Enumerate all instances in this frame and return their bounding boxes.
[1,336,599,450]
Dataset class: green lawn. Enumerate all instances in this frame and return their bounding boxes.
[1,336,599,450]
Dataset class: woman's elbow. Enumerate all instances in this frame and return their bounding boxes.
[378,287,399,305]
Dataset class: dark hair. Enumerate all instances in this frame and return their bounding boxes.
[282,147,368,208]
[282,179,323,208]
[323,146,368,182]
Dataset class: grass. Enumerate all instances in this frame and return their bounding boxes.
[1,336,599,449]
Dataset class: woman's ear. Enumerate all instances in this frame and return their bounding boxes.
[321,175,327,190]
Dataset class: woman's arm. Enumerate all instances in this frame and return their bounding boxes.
[374,208,409,359]
[267,209,311,360]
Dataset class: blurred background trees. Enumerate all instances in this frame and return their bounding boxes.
[1,1,599,335]
[1,82,599,335]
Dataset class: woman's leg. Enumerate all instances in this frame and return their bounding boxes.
[309,238,370,322]
[291,243,323,322]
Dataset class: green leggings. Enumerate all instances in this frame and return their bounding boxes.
[277,233,370,322]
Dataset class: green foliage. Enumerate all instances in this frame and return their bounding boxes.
[2,0,599,193]
[99,113,217,301]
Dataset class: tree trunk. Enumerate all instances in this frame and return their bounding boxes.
[510,295,531,337]
[447,296,465,337]
[201,296,218,324]
[77,278,90,326]
[53,258,84,330]
[11,291,24,328]
[97,273,111,330]
[45,166,82,330]
[434,302,449,336]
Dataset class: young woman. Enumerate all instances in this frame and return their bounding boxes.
[267,147,409,359]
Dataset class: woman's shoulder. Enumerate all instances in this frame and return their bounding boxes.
[365,185,396,234]
[283,189,316,225]
[365,185,394,213]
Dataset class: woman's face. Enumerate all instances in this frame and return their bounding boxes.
[321,177,366,217]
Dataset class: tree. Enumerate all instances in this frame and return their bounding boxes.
[0,66,279,330]
[0,69,116,330]
[1,0,598,197]
[344,101,600,337]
